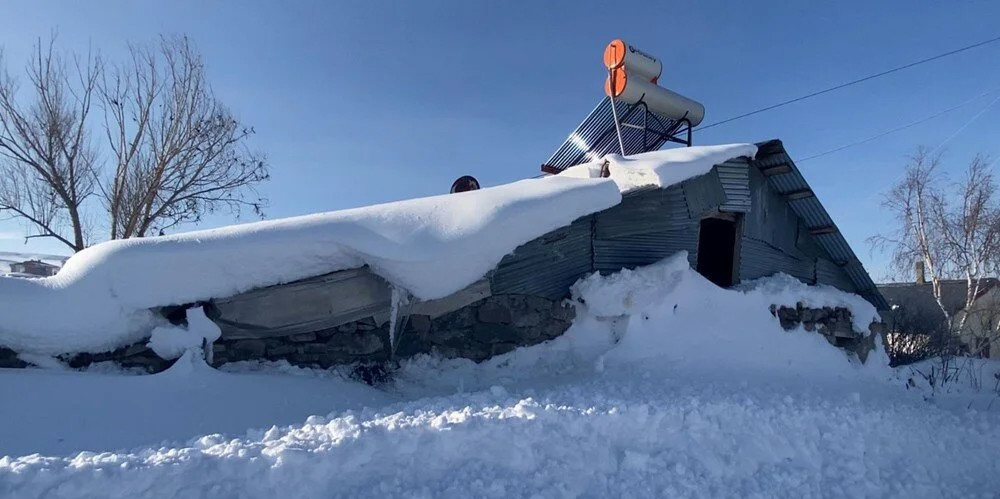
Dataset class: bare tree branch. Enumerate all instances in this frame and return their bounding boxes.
[0,34,268,250]
[873,148,1000,363]
[0,36,101,251]
[98,36,268,239]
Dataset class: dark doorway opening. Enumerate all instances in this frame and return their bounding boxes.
[696,217,738,288]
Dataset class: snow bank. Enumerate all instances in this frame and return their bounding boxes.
[570,252,884,375]
[561,143,757,192]
[0,351,394,457]
[0,175,620,355]
[4,255,1000,498]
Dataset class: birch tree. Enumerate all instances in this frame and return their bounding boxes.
[873,148,1000,358]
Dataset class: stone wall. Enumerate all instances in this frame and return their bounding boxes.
[2,294,574,373]
[770,303,883,362]
[211,294,575,368]
[2,295,882,372]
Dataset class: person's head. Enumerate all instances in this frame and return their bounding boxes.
[450,175,481,193]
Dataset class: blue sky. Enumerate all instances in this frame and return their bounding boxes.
[1,0,998,280]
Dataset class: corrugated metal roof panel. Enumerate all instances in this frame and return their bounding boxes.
[491,216,594,300]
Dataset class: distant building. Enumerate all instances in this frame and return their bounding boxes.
[879,262,999,358]
[9,260,59,277]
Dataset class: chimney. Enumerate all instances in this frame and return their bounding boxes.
[915,260,926,284]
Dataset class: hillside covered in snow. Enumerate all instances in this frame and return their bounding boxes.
[1,254,997,498]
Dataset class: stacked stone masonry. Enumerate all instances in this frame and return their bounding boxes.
[769,303,883,362]
[211,294,575,368]
[0,297,883,372]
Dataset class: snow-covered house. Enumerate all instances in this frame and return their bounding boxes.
[199,140,886,367]
[0,141,886,370]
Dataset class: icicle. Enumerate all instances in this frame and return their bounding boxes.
[387,285,410,357]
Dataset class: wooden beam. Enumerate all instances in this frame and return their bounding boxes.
[759,164,792,177]
[540,164,562,174]
[808,225,837,236]
[782,188,814,201]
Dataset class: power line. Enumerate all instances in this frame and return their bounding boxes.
[696,34,1000,131]
[796,88,999,163]
[928,92,1000,156]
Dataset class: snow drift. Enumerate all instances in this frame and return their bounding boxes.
[0,144,756,356]
[9,253,993,499]
[570,252,884,376]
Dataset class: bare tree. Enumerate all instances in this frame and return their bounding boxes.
[98,36,268,239]
[873,148,1000,364]
[0,38,100,251]
[0,35,267,251]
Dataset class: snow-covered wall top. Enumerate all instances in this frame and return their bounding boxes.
[0,144,757,356]
[561,143,757,192]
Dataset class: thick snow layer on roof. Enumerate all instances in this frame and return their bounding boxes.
[0,175,621,355]
[560,143,757,192]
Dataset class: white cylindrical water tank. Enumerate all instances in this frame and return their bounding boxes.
[605,68,705,126]
[603,39,662,83]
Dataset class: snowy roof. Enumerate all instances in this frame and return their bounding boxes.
[0,144,761,356]
[0,175,622,355]
[559,143,758,192]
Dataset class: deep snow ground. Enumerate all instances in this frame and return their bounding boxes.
[2,255,999,498]
[2,352,998,498]
[0,354,394,457]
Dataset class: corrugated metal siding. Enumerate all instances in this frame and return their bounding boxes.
[816,257,857,292]
[490,216,594,300]
[751,140,888,309]
[739,238,815,283]
[717,159,751,213]
[592,173,722,274]
[594,227,699,274]
[494,170,723,298]
[595,186,691,239]
[502,139,888,310]
[683,169,728,218]
[742,167,803,256]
